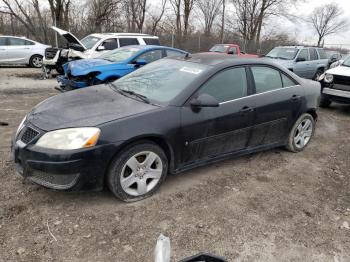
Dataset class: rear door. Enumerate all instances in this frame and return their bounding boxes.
[0,37,8,63]
[6,37,33,64]
[180,67,255,164]
[249,65,304,147]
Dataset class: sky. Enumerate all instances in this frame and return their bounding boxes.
[280,0,350,47]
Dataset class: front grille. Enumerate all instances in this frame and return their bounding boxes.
[20,127,39,144]
[333,75,350,86]
[28,170,80,190]
[45,48,60,59]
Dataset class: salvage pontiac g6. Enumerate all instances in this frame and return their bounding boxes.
[12,54,320,201]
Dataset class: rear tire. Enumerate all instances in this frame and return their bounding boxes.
[29,55,43,68]
[286,113,315,153]
[319,94,332,108]
[107,141,168,202]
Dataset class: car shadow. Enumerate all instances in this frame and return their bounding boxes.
[323,103,350,116]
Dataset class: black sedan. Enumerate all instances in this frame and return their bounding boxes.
[12,54,321,201]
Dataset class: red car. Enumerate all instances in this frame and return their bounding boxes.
[209,44,258,58]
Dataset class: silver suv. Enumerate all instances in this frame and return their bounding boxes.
[0,36,49,68]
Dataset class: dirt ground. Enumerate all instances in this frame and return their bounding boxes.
[0,68,350,262]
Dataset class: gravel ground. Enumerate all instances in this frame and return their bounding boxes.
[0,68,350,262]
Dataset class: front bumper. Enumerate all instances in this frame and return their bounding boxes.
[12,125,121,191]
[57,75,89,89]
[322,87,350,103]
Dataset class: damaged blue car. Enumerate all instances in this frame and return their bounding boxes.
[57,45,187,91]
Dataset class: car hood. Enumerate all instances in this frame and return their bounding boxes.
[27,85,159,131]
[326,65,350,77]
[66,59,128,76]
[51,26,87,50]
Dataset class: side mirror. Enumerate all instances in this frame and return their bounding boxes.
[97,45,106,51]
[190,93,219,108]
[296,57,306,62]
[133,58,147,66]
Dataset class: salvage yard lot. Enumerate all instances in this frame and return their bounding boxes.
[0,68,350,261]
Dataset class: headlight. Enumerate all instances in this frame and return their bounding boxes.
[324,74,334,83]
[60,49,69,58]
[15,115,27,137]
[36,127,100,150]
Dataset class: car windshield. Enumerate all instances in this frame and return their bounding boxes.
[112,59,208,104]
[209,45,229,53]
[342,56,350,67]
[266,47,299,60]
[99,46,141,62]
[80,35,102,49]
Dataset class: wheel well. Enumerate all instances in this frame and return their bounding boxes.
[307,109,318,121]
[105,136,173,175]
[318,67,324,72]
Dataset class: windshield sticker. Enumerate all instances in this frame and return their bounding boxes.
[180,67,203,74]
[286,50,296,53]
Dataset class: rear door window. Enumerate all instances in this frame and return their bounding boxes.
[317,49,327,59]
[281,74,297,87]
[309,48,318,60]
[251,66,283,93]
[119,38,140,47]
[8,38,26,46]
[197,67,247,103]
[136,49,163,63]
[166,50,185,57]
[143,38,160,45]
[0,37,7,46]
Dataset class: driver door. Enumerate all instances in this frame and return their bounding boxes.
[180,67,255,165]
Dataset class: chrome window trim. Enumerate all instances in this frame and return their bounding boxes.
[219,84,301,105]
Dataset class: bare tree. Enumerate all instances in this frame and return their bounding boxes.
[88,0,122,32]
[231,0,300,51]
[148,0,167,34]
[308,3,349,47]
[182,0,195,36]
[128,0,147,32]
[196,0,222,36]
[220,0,225,43]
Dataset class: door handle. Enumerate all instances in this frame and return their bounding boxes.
[291,95,301,102]
[239,106,254,114]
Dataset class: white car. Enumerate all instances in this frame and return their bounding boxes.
[43,26,160,74]
[0,36,49,68]
[319,55,350,107]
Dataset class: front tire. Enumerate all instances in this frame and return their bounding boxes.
[29,55,43,68]
[286,113,315,152]
[107,141,168,202]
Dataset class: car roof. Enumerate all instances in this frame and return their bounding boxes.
[88,33,159,39]
[117,45,186,52]
[170,53,266,66]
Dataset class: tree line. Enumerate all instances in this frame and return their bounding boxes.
[0,0,348,53]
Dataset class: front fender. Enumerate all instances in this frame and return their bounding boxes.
[96,68,135,81]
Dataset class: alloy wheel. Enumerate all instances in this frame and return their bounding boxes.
[120,151,163,196]
[294,119,313,149]
[32,56,43,68]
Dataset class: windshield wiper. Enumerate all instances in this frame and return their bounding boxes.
[109,83,150,104]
